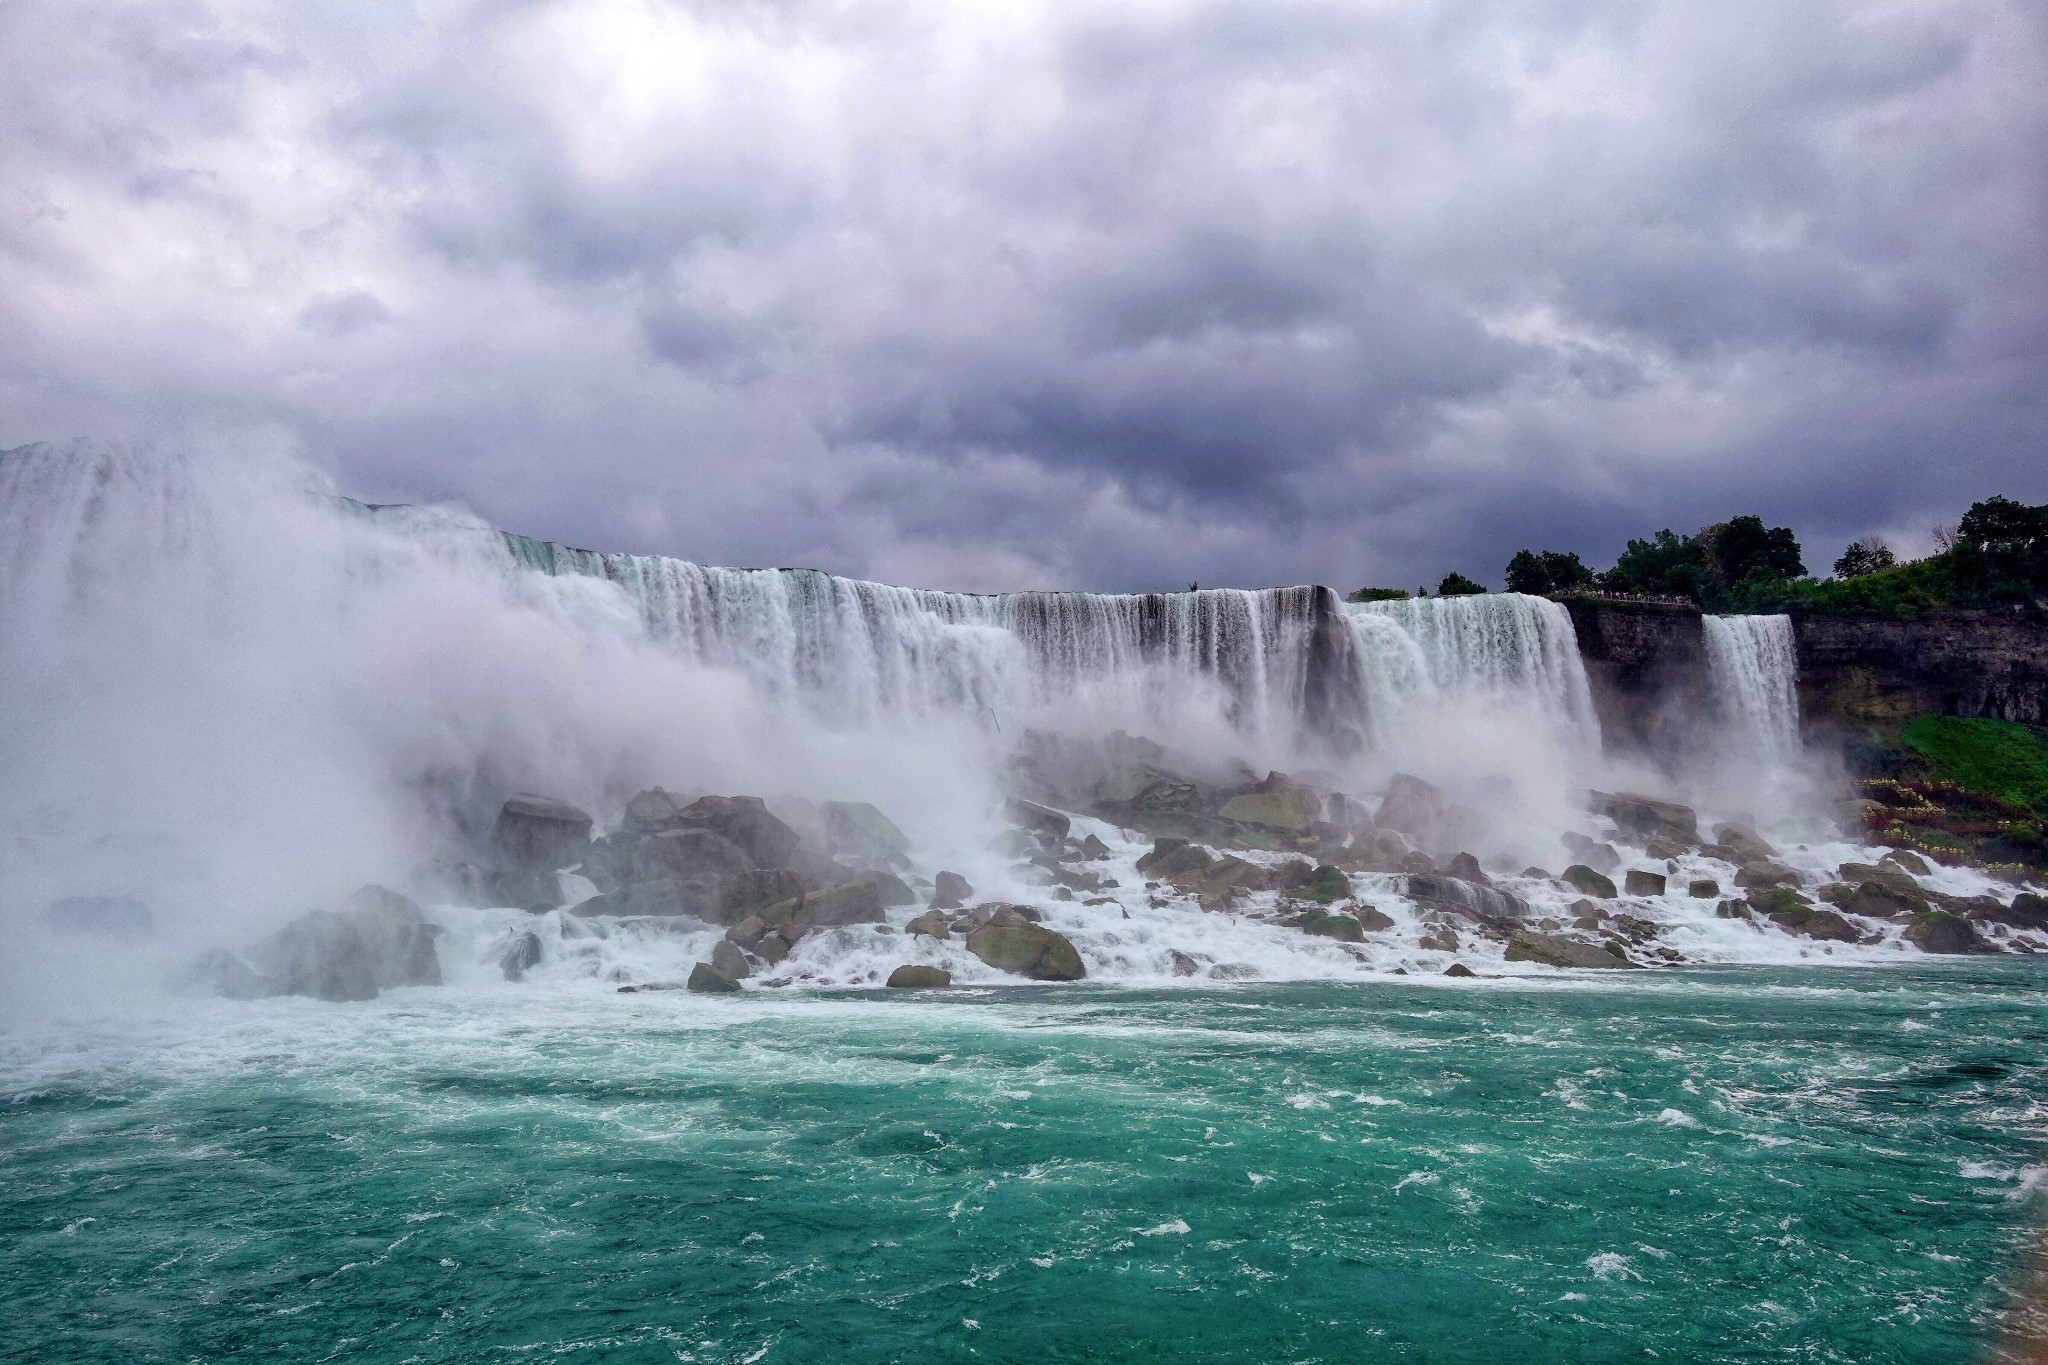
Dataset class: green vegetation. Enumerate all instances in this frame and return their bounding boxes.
[1504,549,1597,595]
[1435,571,1485,597]
[1901,716,2048,816]
[1345,586,1411,603]
[1833,538,1895,578]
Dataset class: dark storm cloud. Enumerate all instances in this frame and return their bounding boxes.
[1,0,2043,591]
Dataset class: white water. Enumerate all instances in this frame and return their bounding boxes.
[1346,594,1601,745]
[1704,614,1801,760]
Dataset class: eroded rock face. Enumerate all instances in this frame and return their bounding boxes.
[491,794,594,872]
[966,921,1085,980]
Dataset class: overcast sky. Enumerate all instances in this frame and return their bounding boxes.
[3,0,2044,592]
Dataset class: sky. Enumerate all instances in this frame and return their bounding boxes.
[3,0,2045,594]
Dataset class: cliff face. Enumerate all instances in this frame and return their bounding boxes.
[1794,609,2048,729]
[1559,596,1707,753]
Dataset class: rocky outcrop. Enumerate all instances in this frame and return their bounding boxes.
[1796,609,2048,728]
[687,962,742,993]
[966,917,1086,980]
[1558,596,1708,753]
[491,794,593,872]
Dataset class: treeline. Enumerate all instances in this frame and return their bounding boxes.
[1347,495,2048,615]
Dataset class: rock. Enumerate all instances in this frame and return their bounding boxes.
[584,827,756,893]
[1836,862,1926,898]
[491,793,594,872]
[1404,874,1528,922]
[794,881,887,928]
[1418,927,1460,952]
[756,932,792,965]
[1603,793,1699,844]
[1734,862,1801,892]
[1819,881,1927,920]
[1562,865,1618,899]
[572,877,718,919]
[1644,834,1688,861]
[238,886,442,1002]
[718,868,806,922]
[490,868,564,912]
[1355,905,1395,932]
[886,964,951,988]
[870,871,919,908]
[1295,908,1365,942]
[1976,893,2048,932]
[1376,773,1451,845]
[1745,886,1812,919]
[906,909,952,939]
[1080,834,1112,860]
[1687,879,1721,898]
[1346,827,1416,870]
[1444,852,1490,884]
[42,894,152,935]
[821,801,912,869]
[993,829,1039,860]
[1561,832,1621,873]
[1006,798,1072,840]
[710,939,752,981]
[727,915,770,948]
[1296,865,1352,903]
[931,871,973,908]
[1776,907,1862,942]
[1624,870,1667,897]
[1136,837,1191,875]
[965,921,1086,980]
[1219,772,1321,833]
[1209,963,1261,980]
[1504,931,1634,969]
[1880,849,1933,876]
[499,930,542,981]
[669,795,800,869]
[1715,899,1750,920]
[1711,822,1777,863]
[1905,912,1989,954]
[687,962,742,993]
[1396,850,1439,876]
[1443,962,1477,978]
[1168,949,1202,977]
[186,948,268,1000]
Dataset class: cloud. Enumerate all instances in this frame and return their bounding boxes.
[1,0,2043,591]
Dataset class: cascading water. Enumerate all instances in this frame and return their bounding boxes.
[1345,593,1602,745]
[1703,614,1801,759]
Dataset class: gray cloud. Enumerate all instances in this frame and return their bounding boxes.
[1,0,2043,591]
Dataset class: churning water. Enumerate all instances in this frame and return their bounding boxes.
[1705,613,1802,760]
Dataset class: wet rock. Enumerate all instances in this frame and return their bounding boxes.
[726,915,770,948]
[585,827,755,893]
[571,877,716,919]
[673,796,800,869]
[906,909,951,939]
[1006,798,1072,841]
[1355,905,1395,932]
[1745,886,1812,919]
[1644,835,1689,861]
[1560,832,1621,874]
[1269,858,1318,893]
[1563,864,1618,899]
[1715,899,1751,920]
[930,870,973,909]
[1168,949,1202,977]
[1346,827,1416,870]
[757,932,792,965]
[42,895,152,935]
[235,886,442,1002]
[794,880,888,928]
[1521,867,1551,880]
[187,948,268,1000]
[490,868,565,912]
[1624,870,1667,897]
[1209,963,1261,980]
[1137,837,1203,877]
[1975,893,2048,932]
[718,868,807,923]
[710,940,752,981]
[887,964,951,988]
[1405,874,1528,922]
[1220,771,1322,834]
[1080,834,1112,860]
[1296,864,1352,904]
[1880,849,1933,877]
[1418,927,1460,953]
[965,921,1086,980]
[1396,850,1439,876]
[1376,773,1451,845]
[491,793,593,873]
[993,829,1040,861]
[1905,911,1989,954]
[821,801,912,870]
[1819,881,1927,921]
[1734,862,1801,892]
[1295,908,1365,942]
[1687,879,1721,898]
[1602,793,1698,845]
[1504,931,1635,969]
[869,871,919,909]
[687,962,742,993]
[499,930,543,982]
[1711,822,1777,863]
[1445,852,1490,884]
[1443,962,1477,978]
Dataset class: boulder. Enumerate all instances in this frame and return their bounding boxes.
[186,948,269,1000]
[1715,899,1751,920]
[794,880,888,928]
[1405,874,1528,922]
[1346,827,1416,870]
[1976,893,2048,932]
[687,962,742,993]
[1734,862,1801,892]
[1006,798,1072,840]
[1562,865,1618,899]
[965,921,1086,980]
[499,930,542,982]
[1080,834,1112,860]
[1774,907,1862,942]
[1711,822,1777,863]
[906,909,952,938]
[1819,881,1926,921]
[709,939,752,980]
[621,786,688,832]
[1624,870,1667,897]
[675,795,800,869]
[1168,949,1202,977]
[1443,962,1477,978]
[1295,865,1352,903]
[489,868,564,912]
[1503,932,1634,969]
[491,793,594,872]
[572,877,719,919]
[42,894,153,935]
[1397,850,1439,875]
[1687,879,1721,898]
[1355,905,1395,932]
[821,801,912,869]
[1905,912,1989,955]
[726,915,771,948]
[238,886,442,1002]
[1219,772,1321,834]
[1295,908,1365,942]
[1560,832,1621,873]
[718,868,807,923]
[1376,773,1451,845]
[870,871,919,908]
[1444,852,1490,884]
[887,964,951,988]
[1138,837,1208,878]
[931,871,973,909]
[1602,793,1699,844]
[584,827,755,892]
[1094,764,1203,822]
[756,932,793,965]
[1745,886,1812,919]
[1880,849,1933,876]
[1419,926,1460,952]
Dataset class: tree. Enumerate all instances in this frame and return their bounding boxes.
[1956,495,2047,549]
[1436,571,1485,596]
[1346,587,1411,602]
[1505,549,1597,595]
[1708,515,1805,584]
[1832,538,1896,579]
[1600,530,1708,598]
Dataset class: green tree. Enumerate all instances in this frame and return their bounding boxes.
[1832,538,1895,579]
[1708,515,1805,583]
[1436,571,1485,596]
[1505,549,1597,595]
[1346,587,1411,602]
[1600,530,1708,598]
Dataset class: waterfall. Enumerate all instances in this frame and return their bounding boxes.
[1703,614,1801,757]
[1345,594,1602,744]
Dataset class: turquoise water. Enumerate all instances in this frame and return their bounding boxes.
[5,964,2047,1363]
